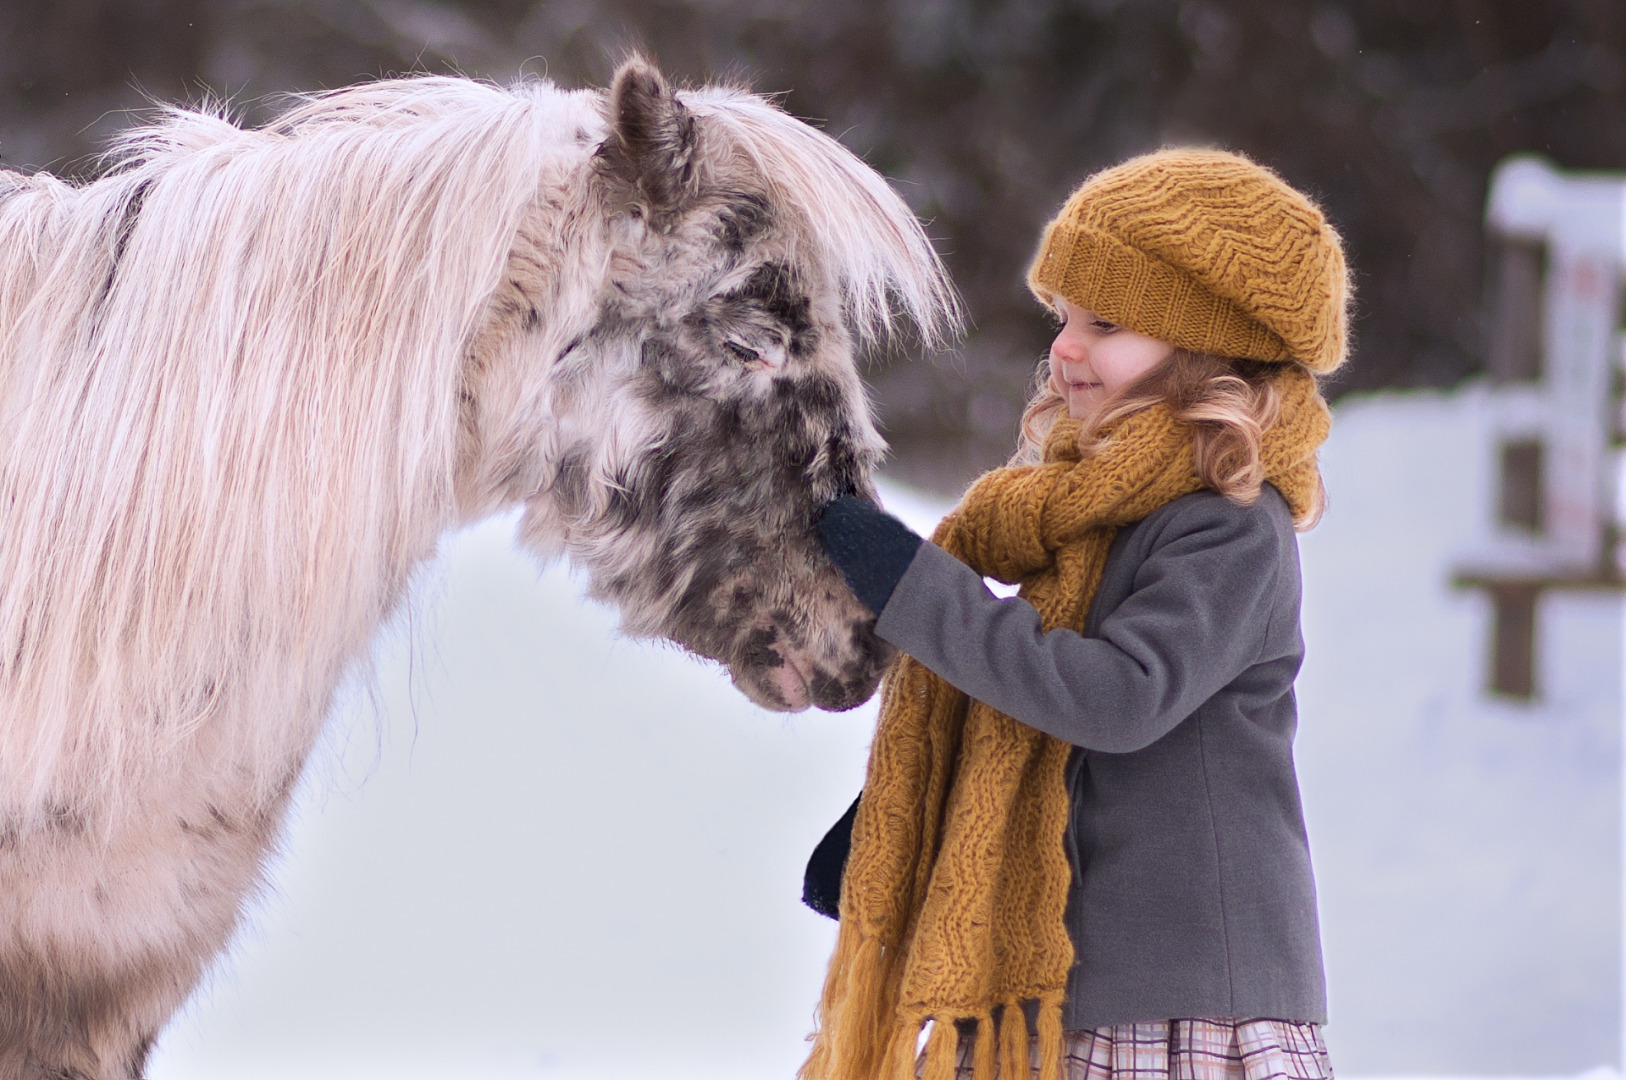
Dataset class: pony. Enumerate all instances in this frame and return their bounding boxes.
[0,58,957,1078]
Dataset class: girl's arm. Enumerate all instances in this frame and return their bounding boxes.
[821,492,1292,753]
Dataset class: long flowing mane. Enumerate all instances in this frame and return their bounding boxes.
[0,74,955,825]
[0,78,581,820]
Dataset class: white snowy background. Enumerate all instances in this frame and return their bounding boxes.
[149,386,1623,1079]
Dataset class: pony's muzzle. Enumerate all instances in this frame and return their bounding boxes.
[730,616,893,713]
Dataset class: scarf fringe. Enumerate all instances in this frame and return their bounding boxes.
[972,1011,997,1080]
[916,1000,1062,1080]
[999,999,1028,1080]
[922,1018,958,1080]
[801,927,894,1080]
[884,1015,922,1080]
[811,996,1067,1080]
[1036,993,1066,1080]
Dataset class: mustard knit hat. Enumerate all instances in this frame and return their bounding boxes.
[1028,148,1351,374]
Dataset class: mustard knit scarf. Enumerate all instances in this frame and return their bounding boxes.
[801,367,1331,1080]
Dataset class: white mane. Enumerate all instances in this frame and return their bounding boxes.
[0,78,583,820]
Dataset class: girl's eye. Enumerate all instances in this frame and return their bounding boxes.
[1092,319,1119,333]
[723,340,760,363]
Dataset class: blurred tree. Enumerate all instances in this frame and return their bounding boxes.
[2,0,1622,489]
[0,0,208,173]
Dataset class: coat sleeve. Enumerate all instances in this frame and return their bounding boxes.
[873,494,1285,754]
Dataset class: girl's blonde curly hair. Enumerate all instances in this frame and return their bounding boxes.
[1010,349,1325,528]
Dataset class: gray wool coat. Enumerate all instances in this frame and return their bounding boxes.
[873,485,1327,1030]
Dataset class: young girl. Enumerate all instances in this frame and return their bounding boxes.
[803,148,1348,1080]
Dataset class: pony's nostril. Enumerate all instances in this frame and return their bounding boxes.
[801,620,894,712]
[808,664,884,711]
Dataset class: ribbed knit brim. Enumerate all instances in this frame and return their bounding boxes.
[1028,149,1350,374]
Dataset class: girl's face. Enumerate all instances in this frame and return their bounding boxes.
[1048,297,1175,419]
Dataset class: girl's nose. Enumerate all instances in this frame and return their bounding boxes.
[1051,326,1086,366]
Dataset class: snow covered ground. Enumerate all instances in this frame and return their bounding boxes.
[148,387,1622,1079]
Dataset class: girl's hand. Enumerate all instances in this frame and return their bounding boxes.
[816,496,923,617]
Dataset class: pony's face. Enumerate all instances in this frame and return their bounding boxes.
[501,63,912,713]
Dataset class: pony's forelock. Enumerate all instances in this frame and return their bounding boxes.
[682,86,963,351]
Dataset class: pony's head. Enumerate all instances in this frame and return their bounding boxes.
[485,60,959,712]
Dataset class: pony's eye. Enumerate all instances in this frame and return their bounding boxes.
[723,340,760,363]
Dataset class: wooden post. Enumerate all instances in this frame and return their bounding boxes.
[1487,582,1540,699]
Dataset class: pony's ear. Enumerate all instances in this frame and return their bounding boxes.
[597,57,698,221]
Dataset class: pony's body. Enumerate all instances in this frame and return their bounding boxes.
[0,64,954,1078]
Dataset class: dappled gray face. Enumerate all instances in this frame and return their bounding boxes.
[513,59,907,712]
[554,242,893,712]
[630,258,891,710]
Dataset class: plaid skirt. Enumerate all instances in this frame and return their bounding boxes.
[929,1019,1333,1080]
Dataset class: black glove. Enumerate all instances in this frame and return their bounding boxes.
[802,792,860,919]
[817,496,923,618]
